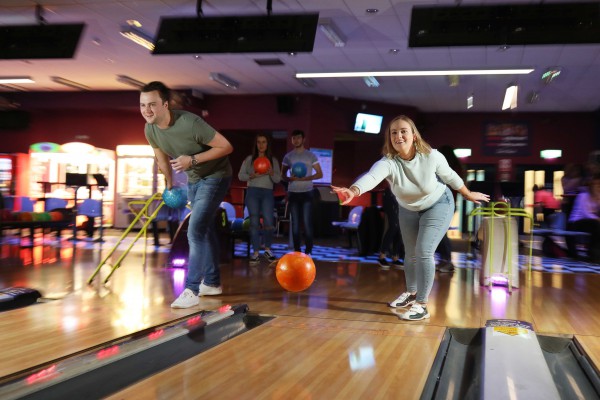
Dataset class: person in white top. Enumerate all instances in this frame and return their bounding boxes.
[333,115,489,321]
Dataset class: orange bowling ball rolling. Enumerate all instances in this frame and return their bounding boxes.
[275,252,316,292]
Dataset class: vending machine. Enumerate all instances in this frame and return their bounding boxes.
[0,154,15,196]
[114,145,165,228]
[113,145,189,229]
[0,153,29,197]
[28,142,115,223]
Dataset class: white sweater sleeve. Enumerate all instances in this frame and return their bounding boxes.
[351,159,392,195]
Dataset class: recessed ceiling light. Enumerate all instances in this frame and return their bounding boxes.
[366,9,379,14]
[126,19,142,28]
[51,76,90,91]
[120,26,155,50]
[542,68,561,84]
[389,49,400,54]
[467,94,474,109]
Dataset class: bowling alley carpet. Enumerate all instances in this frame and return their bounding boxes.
[233,243,600,274]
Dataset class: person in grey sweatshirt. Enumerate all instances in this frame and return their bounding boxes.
[238,133,281,264]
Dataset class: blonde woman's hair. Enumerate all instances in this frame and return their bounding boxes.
[382,115,432,158]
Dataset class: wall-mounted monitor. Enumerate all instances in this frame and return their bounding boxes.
[354,113,383,134]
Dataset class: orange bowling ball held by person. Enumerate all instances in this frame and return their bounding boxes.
[253,156,272,175]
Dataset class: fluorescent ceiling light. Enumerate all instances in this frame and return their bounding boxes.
[296,69,534,78]
[120,26,155,51]
[454,148,472,158]
[318,20,346,47]
[363,76,379,87]
[51,76,90,90]
[540,149,562,159]
[116,75,145,88]
[209,73,239,90]
[502,84,518,110]
[0,77,35,84]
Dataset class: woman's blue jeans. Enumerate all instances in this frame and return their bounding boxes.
[245,187,275,253]
[398,187,454,303]
[185,176,231,292]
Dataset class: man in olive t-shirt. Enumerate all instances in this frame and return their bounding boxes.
[141,81,233,309]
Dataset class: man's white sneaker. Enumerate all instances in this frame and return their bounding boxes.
[199,282,223,296]
[171,288,199,308]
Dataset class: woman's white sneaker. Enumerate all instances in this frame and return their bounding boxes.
[401,303,430,321]
[171,288,199,308]
[388,292,416,308]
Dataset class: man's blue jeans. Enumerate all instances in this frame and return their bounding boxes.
[288,190,314,254]
[186,177,231,292]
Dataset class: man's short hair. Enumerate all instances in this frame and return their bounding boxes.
[291,129,305,138]
[141,81,171,103]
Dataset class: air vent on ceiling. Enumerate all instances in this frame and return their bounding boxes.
[254,58,285,66]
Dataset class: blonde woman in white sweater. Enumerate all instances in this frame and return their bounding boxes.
[333,115,489,321]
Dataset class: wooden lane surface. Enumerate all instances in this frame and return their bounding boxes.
[0,291,193,379]
[106,316,446,400]
[3,254,600,381]
[576,336,600,372]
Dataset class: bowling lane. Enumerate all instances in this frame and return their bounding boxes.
[106,316,445,400]
[576,336,600,371]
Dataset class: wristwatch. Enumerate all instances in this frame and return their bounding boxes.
[190,155,198,167]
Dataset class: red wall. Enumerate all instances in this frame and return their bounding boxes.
[419,112,595,165]
[1,91,597,188]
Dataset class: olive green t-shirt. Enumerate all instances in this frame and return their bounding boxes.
[144,110,232,183]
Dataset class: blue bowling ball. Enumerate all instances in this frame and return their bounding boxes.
[291,162,307,178]
[163,186,188,209]
[231,218,245,231]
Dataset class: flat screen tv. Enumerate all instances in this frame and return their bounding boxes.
[354,113,383,134]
